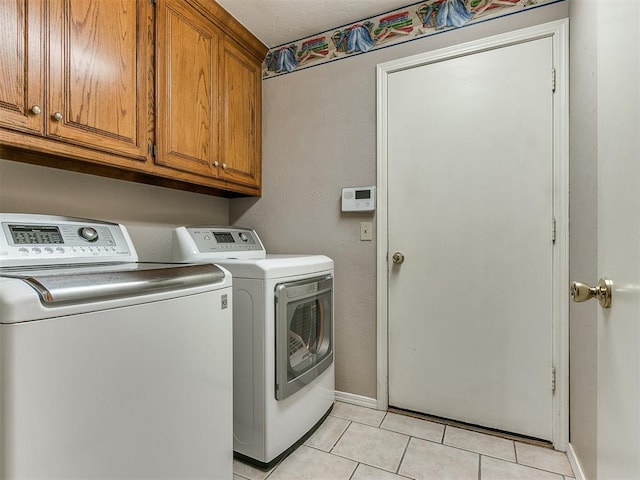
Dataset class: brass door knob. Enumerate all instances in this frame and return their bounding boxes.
[571,277,612,308]
[392,252,405,264]
[52,112,63,121]
[30,105,42,115]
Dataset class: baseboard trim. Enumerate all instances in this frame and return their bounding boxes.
[567,443,587,480]
[334,391,379,409]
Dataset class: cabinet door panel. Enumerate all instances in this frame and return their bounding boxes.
[0,0,44,134]
[156,0,218,177]
[220,38,261,188]
[48,0,148,160]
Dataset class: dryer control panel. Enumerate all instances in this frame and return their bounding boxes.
[173,226,266,261]
[0,214,137,267]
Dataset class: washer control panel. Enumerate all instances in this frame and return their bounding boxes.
[0,214,137,267]
[173,226,266,261]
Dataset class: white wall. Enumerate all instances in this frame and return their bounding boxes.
[568,0,598,477]
[230,2,569,399]
[0,159,228,260]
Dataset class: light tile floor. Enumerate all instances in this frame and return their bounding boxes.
[233,402,575,480]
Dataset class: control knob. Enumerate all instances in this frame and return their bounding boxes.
[78,227,99,242]
[239,232,249,242]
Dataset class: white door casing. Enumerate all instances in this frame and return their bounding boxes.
[376,19,569,449]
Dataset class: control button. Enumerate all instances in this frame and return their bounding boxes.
[44,247,54,254]
[31,247,41,254]
[18,247,29,255]
[56,247,65,253]
[239,232,250,242]
[78,227,99,242]
[204,235,211,240]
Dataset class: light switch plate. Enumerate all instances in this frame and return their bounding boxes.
[360,222,373,241]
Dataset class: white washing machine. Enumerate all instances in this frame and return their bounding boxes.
[173,226,335,469]
[0,214,233,480]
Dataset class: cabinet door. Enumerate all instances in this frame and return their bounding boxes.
[47,0,148,161]
[219,38,261,188]
[156,0,219,177]
[0,0,44,134]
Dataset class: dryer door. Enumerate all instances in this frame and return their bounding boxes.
[275,275,333,400]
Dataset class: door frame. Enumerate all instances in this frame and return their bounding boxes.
[376,19,569,450]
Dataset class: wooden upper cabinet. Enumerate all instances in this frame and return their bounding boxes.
[0,0,45,134]
[155,0,220,177]
[47,0,149,160]
[0,0,266,196]
[219,37,261,188]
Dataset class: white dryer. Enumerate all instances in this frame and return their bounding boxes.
[0,214,233,479]
[173,226,335,469]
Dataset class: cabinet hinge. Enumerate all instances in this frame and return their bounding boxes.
[552,217,556,243]
[552,68,556,93]
[552,366,557,393]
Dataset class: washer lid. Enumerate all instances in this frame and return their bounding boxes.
[0,262,225,305]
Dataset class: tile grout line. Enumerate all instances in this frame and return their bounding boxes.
[393,434,412,476]
[328,419,353,454]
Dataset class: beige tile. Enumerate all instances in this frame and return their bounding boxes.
[304,416,350,451]
[332,421,409,472]
[267,445,356,480]
[515,443,574,476]
[351,464,412,480]
[233,459,273,480]
[444,426,516,461]
[482,456,565,480]
[398,437,479,480]
[330,401,386,427]
[381,412,445,443]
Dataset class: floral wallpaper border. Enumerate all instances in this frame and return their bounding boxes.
[263,0,563,78]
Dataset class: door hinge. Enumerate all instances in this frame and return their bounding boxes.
[552,367,557,393]
[552,217,556,243]
[552,68,556,93]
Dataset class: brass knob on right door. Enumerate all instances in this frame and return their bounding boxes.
[571,277,612,308]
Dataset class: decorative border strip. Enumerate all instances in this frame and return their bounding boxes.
[263,0,563,78]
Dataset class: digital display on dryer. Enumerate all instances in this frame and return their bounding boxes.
[213,232,235,243]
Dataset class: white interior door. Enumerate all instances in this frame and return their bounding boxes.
[386,37,556,441]
[594,2,639,478]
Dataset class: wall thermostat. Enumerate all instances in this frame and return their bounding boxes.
[341,186,376,212]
